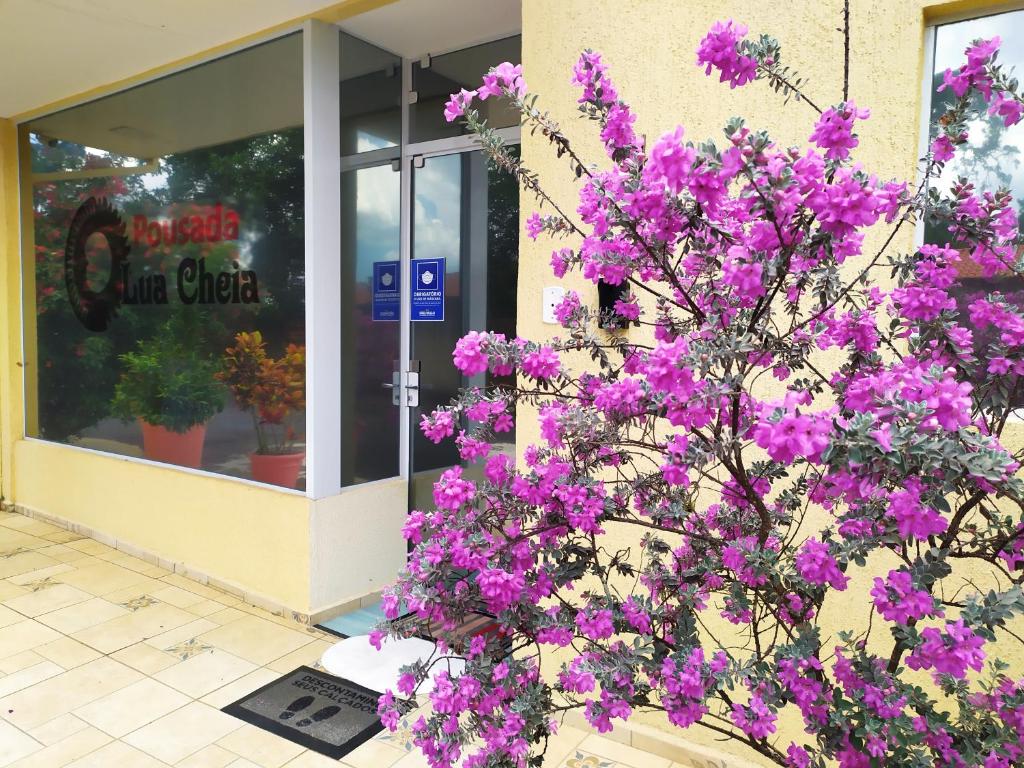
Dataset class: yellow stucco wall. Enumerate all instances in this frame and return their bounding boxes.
[519,0,1024,762]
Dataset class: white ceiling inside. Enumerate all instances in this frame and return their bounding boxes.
[0,0,521,120]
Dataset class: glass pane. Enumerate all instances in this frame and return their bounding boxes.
[926,11,1024,393]
[341,163,401,486]
[410,36,521,143]
[24,34,307,489]
[410,148,519,509]
[340,32,402,155]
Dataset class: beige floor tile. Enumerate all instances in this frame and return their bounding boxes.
[110,642,180,675]
[146,618,219,650]
[0,552,60,581]
[3,584,93,618]
[63,539,116,557]
[33,545,92,564]
[6,726,111,768]
[538,724,589,766]
[6,729,111,768]
[65,740,172,768]
[150,585,207,609]
[59,562,153,597]
[226,760,261,768]
[0,719,42,766]
[7,563,74,585]
[0,605,25,629]
[577,735,673,768]
[390,746,432,768]
[0,620,61,659]
[40,531,86,545]
[0,529,49,551]
[175,745,238,768]
[122,701,244,764]
[187,599,232,618]
[73,678,191,738]
[199,616,314,666]
[199,668,280,709]
[34,637,102,670]
[206,608,249,625]
[285,752,343,768]
[36,597,129,634]
[25,713,90,747]
[0,518,62,537]
[71,602,197,654]
[160,574,239,604]
[217,724,305,767]
[343,739,408,768]
[0,650,44,675]
[153,648,257,699]
[265,640,332,674]
[0,582,28,602]
[0,657,144,730]
[0,661,65,698]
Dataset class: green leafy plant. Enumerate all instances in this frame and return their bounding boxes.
[112,313,225,432]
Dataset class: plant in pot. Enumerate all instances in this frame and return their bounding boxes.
[112,316,225,468]
[218,331,306,488]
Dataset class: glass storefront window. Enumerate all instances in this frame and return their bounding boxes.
[410,36,521,143]
[925,11,1024,389]
[23,33,307,489]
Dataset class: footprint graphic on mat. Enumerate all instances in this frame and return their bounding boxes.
[296,706,341,727]
[280,696,314,721]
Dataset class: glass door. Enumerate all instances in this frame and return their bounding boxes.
[408,148,519,511]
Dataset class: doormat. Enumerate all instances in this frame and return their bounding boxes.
[222,665,404,760]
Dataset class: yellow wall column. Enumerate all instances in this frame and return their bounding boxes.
[0,119,24,504]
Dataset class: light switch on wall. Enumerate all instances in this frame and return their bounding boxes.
[542,286,566,324]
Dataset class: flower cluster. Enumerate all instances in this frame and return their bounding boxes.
[376,21,1024,768]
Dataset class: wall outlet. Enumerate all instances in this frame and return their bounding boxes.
[542,286,566,324]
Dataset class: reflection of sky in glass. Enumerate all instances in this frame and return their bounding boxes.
[352,163,400,281]
[933,10,1024,213]
[414,153,461,272]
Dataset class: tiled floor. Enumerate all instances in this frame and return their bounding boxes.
[0,510,687,768]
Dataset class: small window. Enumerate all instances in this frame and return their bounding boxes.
[924,10,1024,371]
[410,36,522,143]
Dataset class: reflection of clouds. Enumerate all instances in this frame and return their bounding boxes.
[414,154,461,269]
[934,11,1024,206]
[352,164,400,282]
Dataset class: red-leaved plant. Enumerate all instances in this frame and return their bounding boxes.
[376,16,1024,768]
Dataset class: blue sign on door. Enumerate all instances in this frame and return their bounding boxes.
[411,257,445,321]
[371,260,400,321]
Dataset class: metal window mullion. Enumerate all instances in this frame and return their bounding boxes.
[398,56,413,480]
[302,20,342,499]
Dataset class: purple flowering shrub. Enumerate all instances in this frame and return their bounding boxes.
[377,20,1024,768]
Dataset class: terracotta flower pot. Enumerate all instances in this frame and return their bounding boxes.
[139,420,206,468]
[249,451,305,488]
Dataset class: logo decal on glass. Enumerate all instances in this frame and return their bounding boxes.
[372,260,400,322]
[64,197,130,332]
[411,257,445,321]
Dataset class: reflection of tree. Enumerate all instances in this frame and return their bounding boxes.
[31,127,305,441]
[32,137,148,439]
[486,145,520,393]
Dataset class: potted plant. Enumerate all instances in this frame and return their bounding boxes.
[218,331,306,488]
[112,315,225,468]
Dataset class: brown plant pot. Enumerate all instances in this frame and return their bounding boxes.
[139,420,206,468]
[249,451,305,488]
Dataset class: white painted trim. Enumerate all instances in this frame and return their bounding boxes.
[303,20,343,499]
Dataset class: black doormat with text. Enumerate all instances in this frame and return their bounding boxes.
[222,666,393,759]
